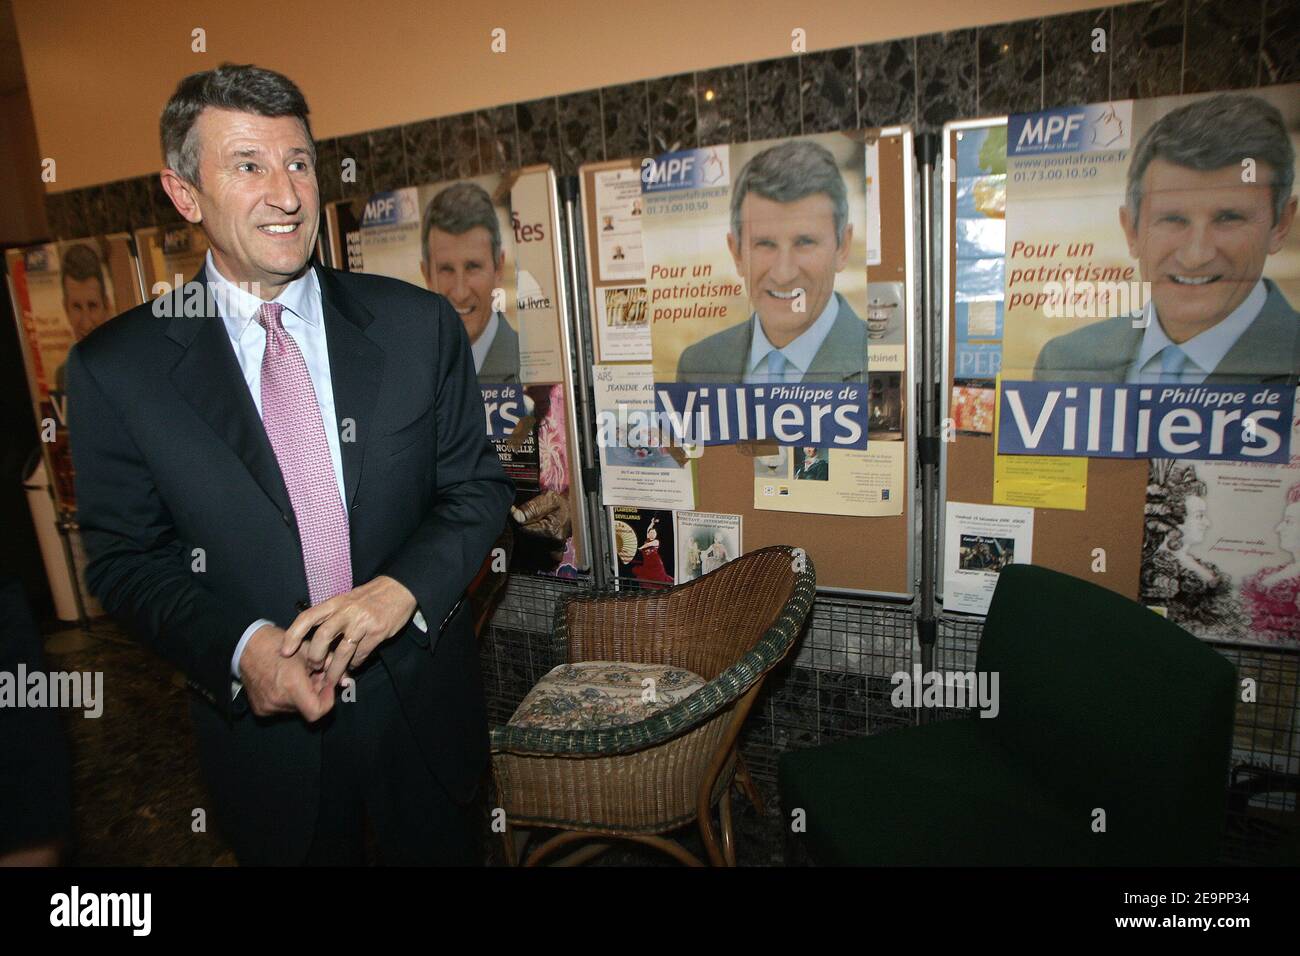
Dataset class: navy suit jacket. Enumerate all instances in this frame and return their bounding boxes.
[66,262,514,863]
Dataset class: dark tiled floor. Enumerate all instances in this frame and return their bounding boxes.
[41,622,788,867]
[43,625,231,866]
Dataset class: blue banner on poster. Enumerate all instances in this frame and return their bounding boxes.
[481,383,524,439]
[998,381,1294,463]
[653,381,869,449]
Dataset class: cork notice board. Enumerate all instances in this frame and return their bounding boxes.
[941,119,1145,600]
[580,128,916,595]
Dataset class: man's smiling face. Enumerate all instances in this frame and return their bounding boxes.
[63,277,108,340]
[169,108,319,298]
[1121,158,1296,340]
[728,192,852,349]
[421,226,503,345]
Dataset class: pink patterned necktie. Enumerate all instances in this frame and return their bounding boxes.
[256,302,353,605]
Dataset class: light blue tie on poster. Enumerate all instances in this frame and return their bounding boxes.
[1158,343,1192,384]
[766,349,798,384]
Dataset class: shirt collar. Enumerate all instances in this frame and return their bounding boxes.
[746,293,841,376]
[1133,280,1268,376]
[471,311,501,373]
[206,250,320,341]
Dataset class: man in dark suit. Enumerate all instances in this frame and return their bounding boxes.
[420,182,521,384]
[676,138,869,385]
[66,64,514,865]
[1034,93,1298,386]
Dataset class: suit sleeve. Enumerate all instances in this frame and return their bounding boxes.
[66,345,253,717]
[381,297,515,640]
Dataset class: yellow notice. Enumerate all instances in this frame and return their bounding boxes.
[992,375,1088,510]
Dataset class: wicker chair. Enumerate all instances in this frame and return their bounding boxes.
[490,545,816,866]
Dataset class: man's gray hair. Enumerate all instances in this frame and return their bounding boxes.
[160,63,315,186]
[1126,92,1295,227]
[730,139,850,245]
[421,182,503,264]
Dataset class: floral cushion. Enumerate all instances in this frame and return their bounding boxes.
[507,661,707,731]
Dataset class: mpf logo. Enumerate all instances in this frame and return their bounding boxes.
[641,150,696,192]
[362,190,416,227]
[1011,107,1086,154]
[24,247,51,272]
[162,226,193,255]
[1010,102,1132,156]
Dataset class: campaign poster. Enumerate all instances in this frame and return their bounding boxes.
[997,86,1300,464]
[1140,393,1300,647]
[327,168,581,575]
[674,510,742,584]
[642,132,882,455]
[7,238,133,510]
[611,506,675,588]
[952,123,1007,387]
[135,223,209,295]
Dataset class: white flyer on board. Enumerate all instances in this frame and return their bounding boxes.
[943,501,1035,614]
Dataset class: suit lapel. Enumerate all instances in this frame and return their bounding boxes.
[1109,318,1145,382]
[1207,281,1300,384]
[736,320,755,381]
[167,266,294,519]
[317,265,384,509]
[166,263,386,521]
[806,295,868,381]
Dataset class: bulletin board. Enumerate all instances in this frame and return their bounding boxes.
[941,83,1300,649]
[941,116,1147,600]
[580,126,918,596]
[322,165,590,578]
[5,234,145,512]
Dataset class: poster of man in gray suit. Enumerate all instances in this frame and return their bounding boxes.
[675,139,869,385]
[420,182,521,384]
[1034,93,1299,386]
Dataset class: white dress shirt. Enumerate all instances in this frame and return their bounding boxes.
[1127,280,1268,384]
[742,293,841,383]
[206,254,424,688]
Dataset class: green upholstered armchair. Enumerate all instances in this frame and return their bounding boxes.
[779,564,1238,865]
